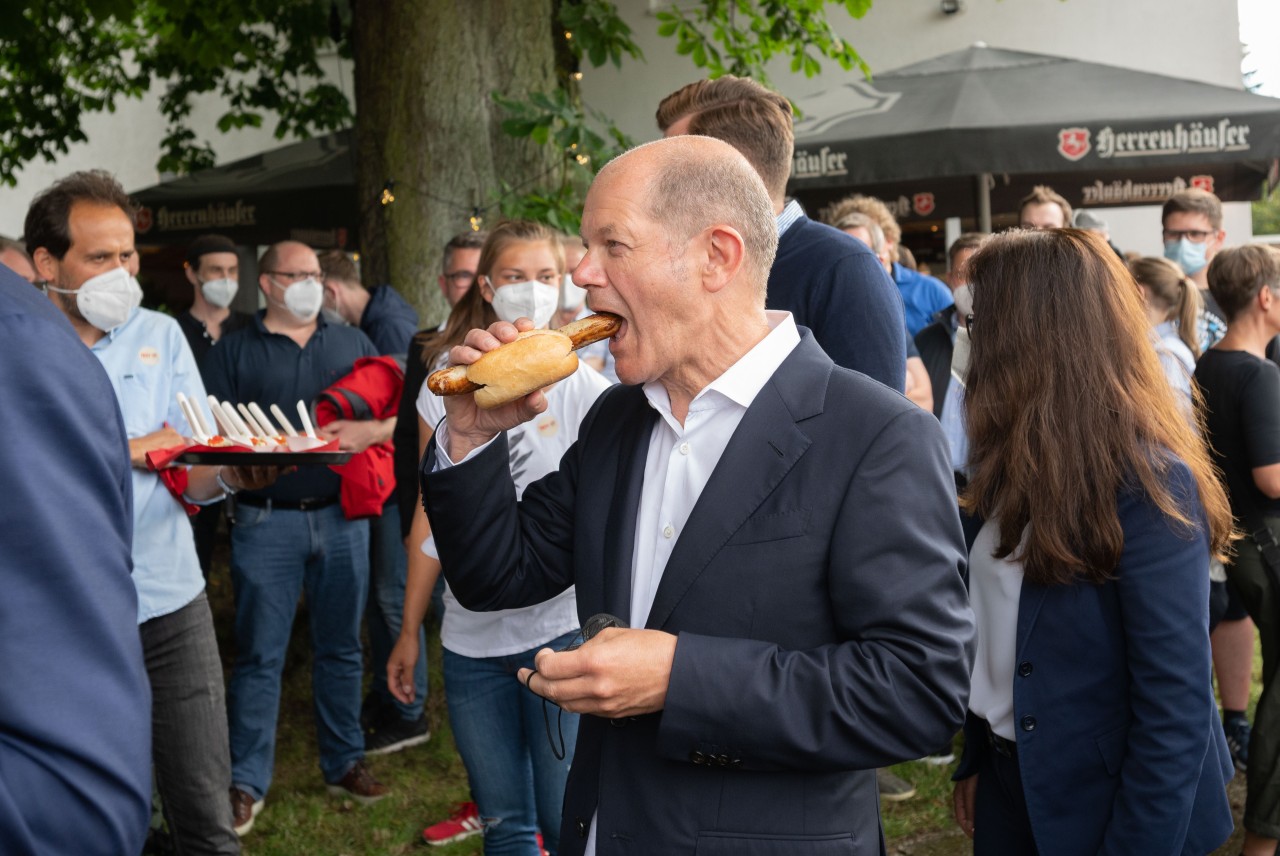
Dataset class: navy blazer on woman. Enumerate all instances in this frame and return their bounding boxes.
[425,332,975,856]
[956,460,1234,855]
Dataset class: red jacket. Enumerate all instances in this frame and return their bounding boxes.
[313,355,404,519]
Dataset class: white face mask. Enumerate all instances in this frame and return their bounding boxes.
[273,276,324,322]
[952,284,973,320]
[47,266,139,332]
[560,273,588,312]
[489,279,560,329]
[200,276,238,309]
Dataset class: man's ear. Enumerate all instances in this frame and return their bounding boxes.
[184,264,199,288]
[32,246,59,284]
[702,225,746,294]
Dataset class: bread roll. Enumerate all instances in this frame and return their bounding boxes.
[467,329,579,409]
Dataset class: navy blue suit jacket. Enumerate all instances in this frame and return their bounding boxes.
[0,269,152,854]
[768,216,906,392]
[425,332,975,856]
[955,461,1234,855]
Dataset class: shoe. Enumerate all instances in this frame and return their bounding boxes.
[365,713,430,756]
[360,693,397,734]
[326,760,390,805]
[876,768,916,802]
[230,787,264,836]
[422,802,483,846]
[1225,716,1251,772]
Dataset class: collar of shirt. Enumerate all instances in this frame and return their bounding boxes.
[92,306,140,347]
[640,311,801,430]
[776,198,805,238]
[251,307,329,337]
[630,311,799,629]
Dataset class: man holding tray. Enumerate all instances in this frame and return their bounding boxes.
[204,240,387,833]
[28,170,275,854]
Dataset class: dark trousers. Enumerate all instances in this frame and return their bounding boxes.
[1227,516,1280,838]
[190,502,223,581]
[974,738,1039,856]
[141,592,239,855]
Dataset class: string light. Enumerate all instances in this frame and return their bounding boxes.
[572,72,583,81]
[564,30,573,40]
[380,180,396,206]
[575,154,590,165]
[469,208,484,232]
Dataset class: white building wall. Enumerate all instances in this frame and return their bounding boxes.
[0,50,352,239]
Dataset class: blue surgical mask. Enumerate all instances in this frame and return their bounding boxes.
[1164,238,1209,276]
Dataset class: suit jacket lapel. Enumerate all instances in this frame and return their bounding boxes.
[601,391,654,626]
[643,336,828,630]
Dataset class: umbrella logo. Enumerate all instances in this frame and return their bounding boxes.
[912,193,936,216]
[1191,175,1215,193]
[1058,128,1092,162]
[135,206,154,234]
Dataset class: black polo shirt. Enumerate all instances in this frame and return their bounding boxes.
[176,309,253,379]
[204,311,378,502]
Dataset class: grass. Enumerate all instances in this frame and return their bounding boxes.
[198,556,1260,856]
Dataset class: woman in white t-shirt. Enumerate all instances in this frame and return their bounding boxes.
[388,221,611,855]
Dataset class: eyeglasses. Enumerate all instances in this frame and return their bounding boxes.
[1162,229,1215,244]
[265,270,325,283]
[443,271,476,285]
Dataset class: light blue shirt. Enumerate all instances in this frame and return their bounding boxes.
[776,198,804,237]
[941,375,969,476]
[938,318,969,475]
[90,308,206,623]
[1153,320,1195,414]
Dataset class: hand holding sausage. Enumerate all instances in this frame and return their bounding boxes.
[427,312,621,403]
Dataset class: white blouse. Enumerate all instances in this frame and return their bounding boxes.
[967,519,1026,741]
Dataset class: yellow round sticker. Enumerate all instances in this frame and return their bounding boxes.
[536,415,559,437]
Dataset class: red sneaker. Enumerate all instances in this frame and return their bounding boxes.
[422,801,483,846]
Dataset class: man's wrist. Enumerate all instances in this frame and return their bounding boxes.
[215,467,239,495]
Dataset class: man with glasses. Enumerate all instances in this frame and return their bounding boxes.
[438,232,484,310]
[204,241,389,836]
[1162,188,1229,349]
[1161,187,1255,785]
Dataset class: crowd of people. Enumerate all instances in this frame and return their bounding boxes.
[4,71,1280,856]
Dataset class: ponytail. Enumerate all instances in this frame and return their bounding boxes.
[1173,273,1202,358]
[1130,256,1202,358]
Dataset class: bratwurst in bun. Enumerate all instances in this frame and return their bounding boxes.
[427,312,621,409]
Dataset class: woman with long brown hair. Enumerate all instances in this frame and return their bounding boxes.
[951,228,1235,855]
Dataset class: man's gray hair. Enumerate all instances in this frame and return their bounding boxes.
[634,138,778,300]
[831,211,885,256]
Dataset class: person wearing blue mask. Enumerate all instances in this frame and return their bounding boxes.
[1162,188,1228,351]
[1161,189,1255,776]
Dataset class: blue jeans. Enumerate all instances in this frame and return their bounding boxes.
[443,631,580,856]
[227,502,369,798]
[142,592,239,854]
[366,503,426,720]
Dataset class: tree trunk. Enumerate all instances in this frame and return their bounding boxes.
[351,0,559,326]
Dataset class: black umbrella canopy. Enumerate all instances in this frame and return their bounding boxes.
[130,130,358,248]
[790,44,1280,192]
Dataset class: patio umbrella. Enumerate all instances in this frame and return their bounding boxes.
[789,44,1280,230]
[130,130,358,248]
